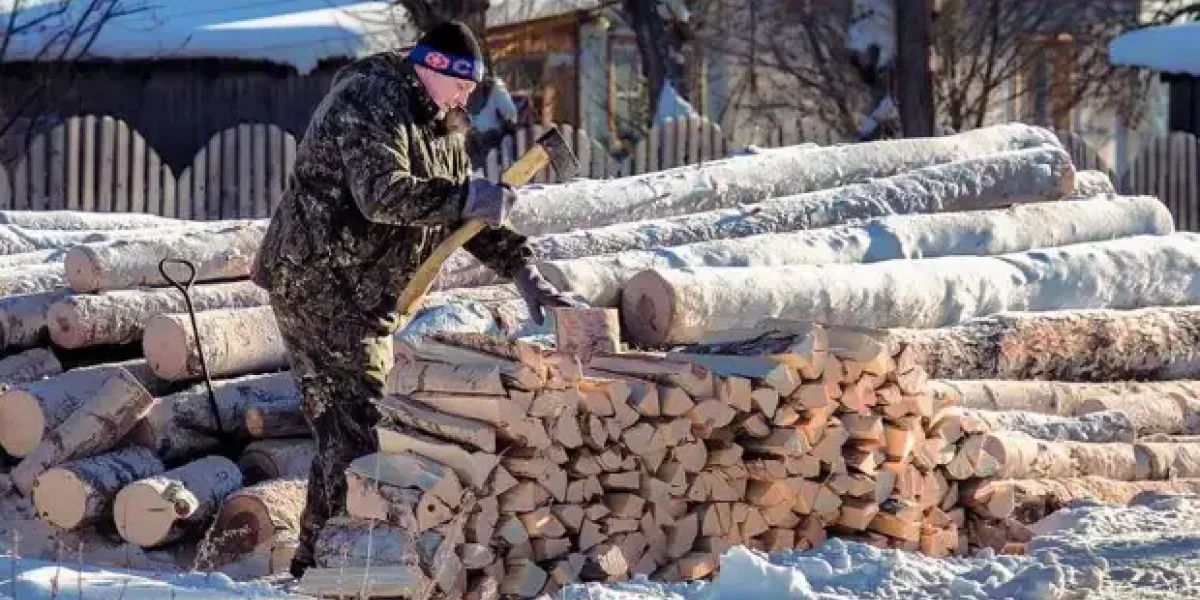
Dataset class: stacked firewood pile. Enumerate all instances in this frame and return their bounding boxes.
[0,122,1198,597]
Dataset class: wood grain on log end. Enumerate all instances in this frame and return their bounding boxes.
[142,315,191,381]
[45,300,87,349]
[63,245,104,293]
[621,270,675,347]
[0,387,43,456]
[31,467,90,528]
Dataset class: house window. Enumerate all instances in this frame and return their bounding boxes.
[608,35,648,145]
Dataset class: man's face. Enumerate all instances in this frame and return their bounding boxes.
[415,65,477,114]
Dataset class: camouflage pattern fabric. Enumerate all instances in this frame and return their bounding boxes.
[251,50,536,570]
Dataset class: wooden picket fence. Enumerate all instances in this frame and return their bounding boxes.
[1,114,1199,232]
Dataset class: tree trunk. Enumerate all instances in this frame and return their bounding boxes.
[238,439,315,484]
[623,0,690,126]
[0,362,165,457]
[542,195,1169,306]
[963,408,1135,444]
[199,477,307,566]
[48,281,271,349]
[0,289,70,350]
[894,0,935,137]
[887,306,1200,382]
[10,367,153,496]
[0,347,62,389]
[141,306,287,381]
[113,455,244,547]
[622,234,1200,345]
[507,123,1064,236]
[31,446,165,530]
[133,372,299,461]
[63,225,265,293]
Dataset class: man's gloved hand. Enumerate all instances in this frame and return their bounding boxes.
[513,264,582,325]
[462,177,517,227]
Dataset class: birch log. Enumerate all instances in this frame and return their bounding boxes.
[929,380,1200,417]
[0,210,184,230]
[0,264,65,296]
[10,368,153,496]
[507,123,1063,236]
[1074,393,1195,436]
[1134,442,1200,479]
[201,477,307,559]
[113,455,244,547]
[238,439,316,483]
[133,372,299,461]
[0,347,62,388]
[31,446,165,530]
[64,225,265,293]
[0,290,70,350]
[1070,171,1116,198]
[142,306,287,381]
[986,477,1200,523]
[542,196,1172,306]
[980,433,1143,480]
[0,248,64,268]
[963,409,1136,443]
[622,234,1200,345]
[0,362,164,457]
[48,281,271,349]
[889,306,1200,382]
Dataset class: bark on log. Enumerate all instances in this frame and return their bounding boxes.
[0,248,63,269]
[929,379,1200,417]
[963,408,1136,443]
[1074,393,1195,436]
[981,433,1143,480]
[1070,171,1116,198]
[113,455,244,547]
[1134,442,1200,479]
[0,264,66,296]
[132,372,299,461]
[142,306,287,381]
[887,306,1200,382]
[0,347,62,388]
[31,446,164,530]
[64,225,265,293]
[0,290,70,350]
[10,367,153,496]
[998,476,1200,523]
[623,234,1200,345]
[314,517,424,569]
[200,477,306,560]
[238,439,315,484]
[48,281,271,349]
[0,362,165,457]
[543,195,1172,306]
[397,295,539,345]
[508,123,1063,236]
[244,399,308,439]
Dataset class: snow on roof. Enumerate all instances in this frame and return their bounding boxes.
[1109,21,1200,76]
[0,0,598,73]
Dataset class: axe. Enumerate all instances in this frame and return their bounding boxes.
[394,126,581,319]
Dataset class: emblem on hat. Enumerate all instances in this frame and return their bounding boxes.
[452,59,474,76]
[424,51,450,70]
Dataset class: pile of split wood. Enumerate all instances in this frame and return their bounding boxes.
[1,121,1199,594]
[286,320,975,599]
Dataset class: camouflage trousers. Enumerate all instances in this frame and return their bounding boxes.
[270,295,395,569]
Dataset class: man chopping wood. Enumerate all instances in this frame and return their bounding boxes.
[250,21,577,578]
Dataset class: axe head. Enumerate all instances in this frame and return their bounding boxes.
[536,127,581,181]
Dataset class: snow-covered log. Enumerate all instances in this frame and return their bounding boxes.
[0,362,163,457]
[31,446,165,530]
[0,263,65,296]
[1070,170,1116,198]
[142,306,286,381]
[0,347,62,388]
[48,281,271,349]
[133,372,299,461]
[622,234,1200,345]
[10,367,153,496]
[238,439,315,483]
[0,248,65,268]
[113,455,244,547]
[888,306,1200,382]
[508,123,1063,235]
[0,290,70,350]
[201,477,306,562]
[64,225,265,293]
[963,408,1135,443]
[0,210,184,230]
[929,380,1200,417]
[543,196,1172,306]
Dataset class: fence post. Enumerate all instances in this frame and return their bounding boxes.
[0,162,10,209]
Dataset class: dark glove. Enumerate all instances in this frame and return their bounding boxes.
[462,177,517,227]
[513,264,582,325]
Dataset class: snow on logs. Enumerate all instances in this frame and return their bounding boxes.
[621,234,1200,346]
[47,280,271,349]
[113,455,244,547]
[141,305,286,381]
[0,210,187,230]
[508,123,1065,235]
[889,305,1200,382]
[543,196,1173,306]
[63,225,264,293]
[1070,170,1116,198]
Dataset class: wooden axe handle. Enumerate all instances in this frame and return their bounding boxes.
[393,144,555,319]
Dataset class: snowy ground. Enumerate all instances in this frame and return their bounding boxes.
[3,492,1200,599]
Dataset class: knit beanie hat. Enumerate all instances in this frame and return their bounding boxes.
[409,21,486,83]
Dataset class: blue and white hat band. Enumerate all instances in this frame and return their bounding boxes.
[409,44,484,82]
